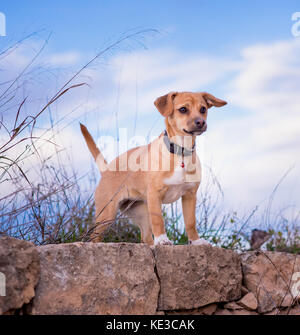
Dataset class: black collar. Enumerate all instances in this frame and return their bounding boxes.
[163,130,195,156]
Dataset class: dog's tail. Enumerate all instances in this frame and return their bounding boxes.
[80,123,107,173]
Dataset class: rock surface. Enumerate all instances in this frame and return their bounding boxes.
[166,303,218,315]
[237,292,258,310]
[1,237,300,315]
[279,305,300,315]
[223,301,244,310]
[154,244,242,310]
[31,242,159,315]
[241,251,300,313]
[0,236,40,314]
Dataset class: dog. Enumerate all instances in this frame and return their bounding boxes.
[80,91,227,246]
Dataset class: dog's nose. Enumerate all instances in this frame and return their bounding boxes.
[194,118,206,128]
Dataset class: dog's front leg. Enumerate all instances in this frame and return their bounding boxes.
[147,188,173,246]
[182,192,210,245]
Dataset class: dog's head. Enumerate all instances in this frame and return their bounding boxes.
[154,91,227,137]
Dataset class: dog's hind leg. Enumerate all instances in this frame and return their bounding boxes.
[124,202,154,245]
[90,196,119,243]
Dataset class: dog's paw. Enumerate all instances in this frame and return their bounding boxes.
[189,238,211,246]
[154,234,173,246]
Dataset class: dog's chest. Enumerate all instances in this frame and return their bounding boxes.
[162,168,196,204]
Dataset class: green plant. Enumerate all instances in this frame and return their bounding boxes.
[266,226,300,254]
[163,205,188,245]
[102,216,141,243]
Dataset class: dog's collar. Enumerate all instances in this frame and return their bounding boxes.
[163,130,195,157]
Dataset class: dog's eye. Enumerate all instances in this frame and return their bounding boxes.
[179,107,188,114]
[200,106,206,114]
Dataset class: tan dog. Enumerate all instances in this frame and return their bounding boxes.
[80,91,227,246]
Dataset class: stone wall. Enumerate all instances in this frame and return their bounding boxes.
[0,236,299,315]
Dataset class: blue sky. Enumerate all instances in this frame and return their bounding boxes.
[1,1,300,225]
[2,0,299,53]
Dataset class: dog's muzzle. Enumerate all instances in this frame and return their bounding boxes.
[183,118,207,135]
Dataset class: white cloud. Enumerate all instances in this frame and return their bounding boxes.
[227,38,300,113]
[201,38,300,214]
[108,48,237,117]
[45,51,82,67]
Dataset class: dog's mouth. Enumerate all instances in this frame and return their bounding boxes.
[183,127,206,136]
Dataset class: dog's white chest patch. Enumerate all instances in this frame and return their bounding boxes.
[162,168,195,204]
[164,168,185,185]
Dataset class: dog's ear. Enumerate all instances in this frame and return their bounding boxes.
[154,92,177,116]
[202,92,227,108]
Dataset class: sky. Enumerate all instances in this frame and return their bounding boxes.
[1,0,300,224]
